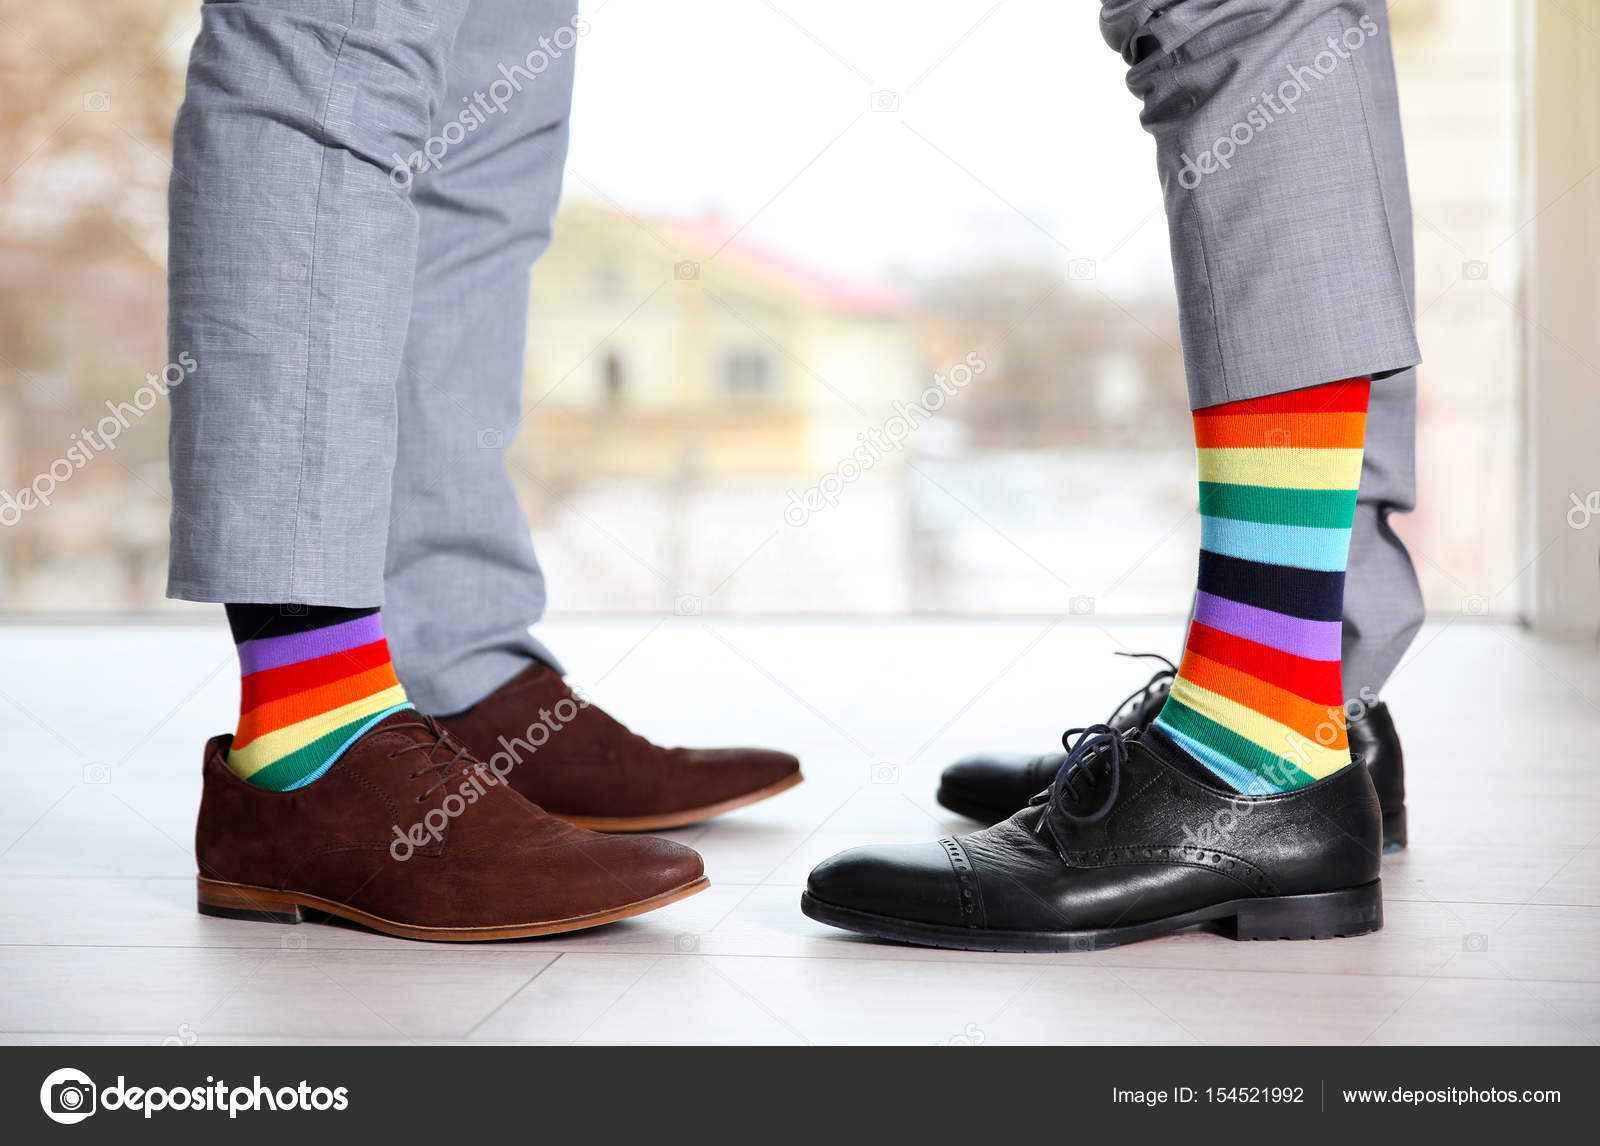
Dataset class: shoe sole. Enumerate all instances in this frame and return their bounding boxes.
[197,875,709,941]
[556,771,805,832]
[800,879,1383,952]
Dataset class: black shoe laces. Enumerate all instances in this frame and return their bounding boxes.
[1033,722,1128,826]
[1107,651,1177,726]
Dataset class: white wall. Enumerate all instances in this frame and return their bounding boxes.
[1525,1,1600,640]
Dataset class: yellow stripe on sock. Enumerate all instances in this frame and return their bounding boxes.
[1168,676,1351,779]
[1197,448,1364,491]
[229,684,408,779]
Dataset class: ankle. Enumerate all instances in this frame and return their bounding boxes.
[224,604,411,791]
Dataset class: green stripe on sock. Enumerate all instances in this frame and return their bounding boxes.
[1198,483,1359,529]
[245,716,377,791]
[1158,696,1320,790]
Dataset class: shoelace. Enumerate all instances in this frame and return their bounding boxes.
[385,715,486,803]
[1107,650,1177,726]
[1033,722,1128,827]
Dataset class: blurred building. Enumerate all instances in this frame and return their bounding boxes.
[510,204,1193,615]
[516,203,923,482]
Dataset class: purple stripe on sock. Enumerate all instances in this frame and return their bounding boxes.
[1192,590,1342,660]
[237,614,386,676]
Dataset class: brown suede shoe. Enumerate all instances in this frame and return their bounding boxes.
[441,662,803,831]
[194,711,707,941]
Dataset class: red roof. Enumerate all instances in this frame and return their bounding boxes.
[656,215,904,316]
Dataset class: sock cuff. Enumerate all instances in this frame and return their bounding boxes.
[224,603,378,644]
[1194,376,1371,419]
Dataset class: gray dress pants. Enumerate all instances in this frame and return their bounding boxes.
[167,0,572,711]
[166,0,1422,713]
[1101,0,1424,697]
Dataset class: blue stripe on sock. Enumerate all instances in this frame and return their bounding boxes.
[1153,717,1286,795]
[1199,515,1353,572]
[280,703,415,791]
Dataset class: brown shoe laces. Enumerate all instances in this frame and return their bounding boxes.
[385,715,488,803]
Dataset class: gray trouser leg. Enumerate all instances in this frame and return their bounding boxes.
[1106,1,1425,697]
[382,0,578,714]
[1339,1,1423,698]
[1100,0,1420,407]
[167,0,472,604]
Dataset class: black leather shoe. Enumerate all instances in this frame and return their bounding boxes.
[935,655,1173,823]
[936,658,1410,853]
[806,724,1383,952]
[1350,700,1406,852]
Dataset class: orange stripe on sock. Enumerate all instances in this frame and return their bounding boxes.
[1184,620,1346,705]
[1192,411,1367,450]
[234,662,402,750]
[1175,649,1348,748]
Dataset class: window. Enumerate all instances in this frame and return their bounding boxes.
[721,351,772,398]
[601,352,625,407]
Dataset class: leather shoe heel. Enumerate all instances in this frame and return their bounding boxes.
[1229,880,1383,942]
[196,878,307,925]
[1381,808,1407,852]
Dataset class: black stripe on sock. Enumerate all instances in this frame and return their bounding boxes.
[1196,551,1344,623]
[224,603,378,644]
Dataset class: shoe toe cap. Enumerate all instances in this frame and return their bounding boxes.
[806,841,971,927]
[683,747,801,800]
[941,752,1035,794]
[590,834,706,897]
[939,753,1053,820]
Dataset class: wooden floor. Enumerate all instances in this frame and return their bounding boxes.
[1,617,1596,1045]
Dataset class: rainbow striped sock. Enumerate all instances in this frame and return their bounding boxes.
[223,605,413,791]
[1152,377,1370,794]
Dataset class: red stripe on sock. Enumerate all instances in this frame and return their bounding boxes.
[1183,620,1345,706]
[1194,377,1371,418]
[239,639,394,713]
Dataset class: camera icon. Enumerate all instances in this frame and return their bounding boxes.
[40,1068,97,1124]
[1462,932,1489,952]
[1068,595,1095,616]
[674,594,702,616]
[1067,258,1097,281]
[870,762,899,785]
[1461,260,1489,280]
[1264,427,1292,448]
[674,260,700,281]
[477,428,503,449]
[281,933,307,951]
[1461,594,1489,616]
[51,1080,94,1115]
[1067,934,1097,952]
[82,763,111,785]
[279,602,307,617]
[673,933,700,953]
[83,90,111,113]
[870,90,900,112]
